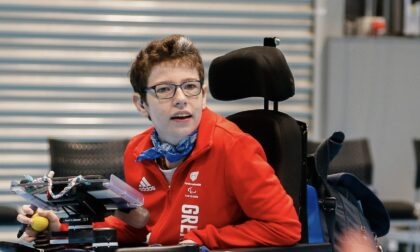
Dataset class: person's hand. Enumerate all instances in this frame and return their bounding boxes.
[336,228,377,252]
[16,205,61,242]
[179,239,197,245]
[115,206,150,229]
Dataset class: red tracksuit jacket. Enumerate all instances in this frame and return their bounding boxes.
[101,108,301,249]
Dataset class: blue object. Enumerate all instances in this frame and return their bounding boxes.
[200,245,210,252]
[137,129,197,163]
[306,185,324,243]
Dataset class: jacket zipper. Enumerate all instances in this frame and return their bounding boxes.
[149,162,186,244]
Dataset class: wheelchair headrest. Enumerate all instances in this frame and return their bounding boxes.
[208,46,295,101]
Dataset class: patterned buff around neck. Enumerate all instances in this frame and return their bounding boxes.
[136,129,198,163]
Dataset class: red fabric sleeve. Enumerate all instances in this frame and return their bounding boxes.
[183,135,301,248]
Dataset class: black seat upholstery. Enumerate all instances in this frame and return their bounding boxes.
[227,110,304,214]
[48,138,129,180]
[307,138,372,185]
[209,41,308,243]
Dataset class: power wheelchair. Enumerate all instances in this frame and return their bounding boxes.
[206,38,388,251]
[204,37,333,252]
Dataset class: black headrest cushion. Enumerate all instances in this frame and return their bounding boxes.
[208,46,295,101]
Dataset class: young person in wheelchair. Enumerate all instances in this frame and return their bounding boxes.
[17,34,301,250]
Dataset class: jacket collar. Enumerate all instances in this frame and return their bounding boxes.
[132,108,216,162]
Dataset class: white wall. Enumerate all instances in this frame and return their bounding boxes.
[312,0,345,140]
[323,37,420,201]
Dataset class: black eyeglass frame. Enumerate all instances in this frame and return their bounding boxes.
[141,80,203,100]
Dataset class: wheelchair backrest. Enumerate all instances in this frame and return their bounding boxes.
[208,41,308,242]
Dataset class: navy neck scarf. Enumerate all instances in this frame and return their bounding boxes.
[137,129,198,163]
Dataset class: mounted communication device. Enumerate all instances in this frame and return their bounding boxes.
[10,173,143,252]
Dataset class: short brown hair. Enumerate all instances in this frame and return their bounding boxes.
[129,34,204,103]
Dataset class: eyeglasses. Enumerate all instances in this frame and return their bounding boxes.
[142,80,202,100]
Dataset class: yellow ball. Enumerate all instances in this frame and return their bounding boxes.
[31,213,49,232]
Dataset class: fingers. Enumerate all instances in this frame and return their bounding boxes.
[15,216,37,241]
[21,232,36,242]
[17,206,62,239]
[134,206,150,221]
[21,205,36,215]
[16,213,32,225]
[17,205,39,241]
[336,229,377,252]
[36,209,58,222]
[18,205,35,217]
[134,207,150,227]
[23,226,38,241]
[115,206,150,229]
[35,209,61,232]
[179,239,197,245]
[17,205,34,225]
